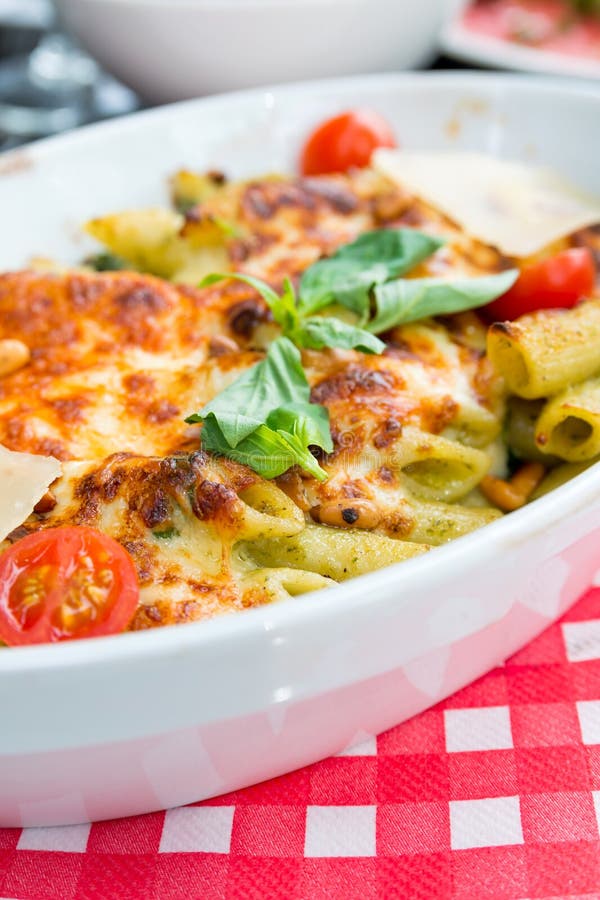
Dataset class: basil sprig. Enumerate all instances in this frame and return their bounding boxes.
[192,228,519,481]
[203,230,518,345]
[201,272,384,354]
[186,337,332,481]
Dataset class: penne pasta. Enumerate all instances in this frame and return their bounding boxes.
[240,523,429,581]
[388,427,491,503]
[236,482,305,539]
[531,459,598,499]
[85,208,229,282]
[506,397,560,463]
[534,376,600,462]
[405,499,502,545]
[442,404,502,449]
[487,299,600,399]
[239,567,333,601]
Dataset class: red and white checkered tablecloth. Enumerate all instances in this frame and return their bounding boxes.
[4,577,600,900]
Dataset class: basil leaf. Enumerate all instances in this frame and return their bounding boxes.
[296,317,385,354]
[186,336,332,480]
[298,229,445,317]
[186,337,308,446]
[301,257,377,319]
[240,427,329,482]
[201,415,328,482]
[367,270,519,333]
[266,402,333,452]
[201,271,282,314]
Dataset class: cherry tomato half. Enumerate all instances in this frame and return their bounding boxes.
[0,526,139,646]
[300,109,396,176]
[483,248,596,321]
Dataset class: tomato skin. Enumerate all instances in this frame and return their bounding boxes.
[0,526,139,646]
[300,110,396,176]
[484,248,596,321]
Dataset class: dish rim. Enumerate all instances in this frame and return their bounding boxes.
[1,68,599,674]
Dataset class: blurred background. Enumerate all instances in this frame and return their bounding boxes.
[0,0,138,150]
[0,0,597,151]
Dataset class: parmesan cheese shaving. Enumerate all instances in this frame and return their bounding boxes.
[0,444,61,542]
[373,149,600,258]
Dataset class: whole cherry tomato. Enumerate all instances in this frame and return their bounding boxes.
[484,248,596,321]
[300,109,396,176]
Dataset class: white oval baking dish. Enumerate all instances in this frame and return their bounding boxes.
[1,72,599,826]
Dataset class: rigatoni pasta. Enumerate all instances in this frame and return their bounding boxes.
[394,434,490,503]
[356,427,491,503]
[487,299,600,399]
[534,375,600,462]
[505,398,553,463]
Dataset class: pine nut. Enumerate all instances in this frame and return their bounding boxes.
[0,339,30,377]
[208,335,240,357]
[311,499,381,529]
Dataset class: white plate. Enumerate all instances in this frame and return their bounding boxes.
[1,72,600,827]
[441,14,600,80]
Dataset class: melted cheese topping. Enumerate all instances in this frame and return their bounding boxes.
[0,271,260,460]
[0,169,525,630]
[8,453,258,628]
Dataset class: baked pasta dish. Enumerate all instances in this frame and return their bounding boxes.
[1,109,599,645]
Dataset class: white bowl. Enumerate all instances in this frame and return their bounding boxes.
[55,0,445,103]
[1,72,600,827]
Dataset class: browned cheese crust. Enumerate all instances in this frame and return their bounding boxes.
[0,169,511,627]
